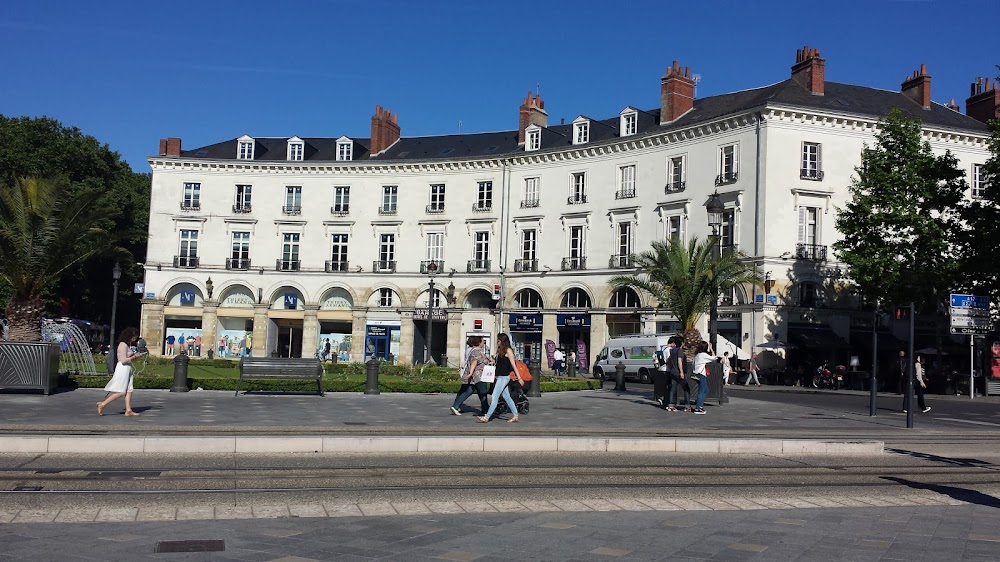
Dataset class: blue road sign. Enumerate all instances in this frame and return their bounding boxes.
[950,294,990,309]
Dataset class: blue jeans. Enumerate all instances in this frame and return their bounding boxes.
[694,375,709,409]
[483,376,519,419]
[668,374,690,406]
[453,382,489,413]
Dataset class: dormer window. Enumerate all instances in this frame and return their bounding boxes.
[620,108,638,137]
[525,126,541,152]
[573,118,590,145]
[287,137,304,161]
[237,135,255,160]
[337,137,353,161]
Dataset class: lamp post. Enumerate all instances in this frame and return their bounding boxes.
[426,261,439,364]
[706,192,725,355]
[109,261,122,346]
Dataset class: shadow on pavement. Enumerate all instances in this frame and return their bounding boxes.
[882,476,1000,509]
[885,448,998,470]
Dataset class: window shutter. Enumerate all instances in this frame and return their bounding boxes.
[816,144,822,175]
[797,207,807,244]
[814,208,822,245]
[733,145,739,173]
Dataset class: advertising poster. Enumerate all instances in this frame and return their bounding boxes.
[576,339,589,370]
[164,328,203,356]
[389,329,400,364]
[217,330,252,358]
[545,339,556,369]
[319,333,352,362]
[992,341,1000,379]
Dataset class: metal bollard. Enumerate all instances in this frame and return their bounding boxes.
[614,361,627,391]
[365,359,380,395]
[567,360,577,378]
[526,359,541,397]
[171,353,190,392]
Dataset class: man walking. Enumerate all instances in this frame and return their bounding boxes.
[745,352,761,386]
[903,355,931,413]
[665,336,691,412]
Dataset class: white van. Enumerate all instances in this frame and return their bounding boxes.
[593,334,673,383]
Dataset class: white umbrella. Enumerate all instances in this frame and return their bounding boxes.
[757,340,794,350]
[715,334,750,360]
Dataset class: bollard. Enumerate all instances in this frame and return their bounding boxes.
[207,349,214,360]
[365,359,380,395]
[567,360,577,378]
[526,359,541,397]
[614,361,627,391]
[171,353,190,392]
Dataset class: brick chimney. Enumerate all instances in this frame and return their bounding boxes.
[791,46,825,96]
[158,137,182,156]
[966,77,1000,124]
[901,64,931,109]
[660,60,695,124]
[518,92,548,144]
[369,105,400,156]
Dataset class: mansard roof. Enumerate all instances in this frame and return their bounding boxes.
[178,79,989,163]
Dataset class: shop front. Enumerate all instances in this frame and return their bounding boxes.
[162,283,204,356]
[413,307,448,365]
[216,284,255,358]
[318,287,354,362]
[556,313,591,373]
[365,320,401,364]
[509,313,542,364]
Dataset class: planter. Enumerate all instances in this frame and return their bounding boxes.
[0,342,60,395]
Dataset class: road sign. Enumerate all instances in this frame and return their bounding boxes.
[952,326,991,335]
[950,316,991,328]
[949,293,992,335]
[950,294,990,309]
[952,307,991,318]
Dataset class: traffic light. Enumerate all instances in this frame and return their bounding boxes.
[894,306,910,321]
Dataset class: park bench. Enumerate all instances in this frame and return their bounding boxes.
[236,357,324,396]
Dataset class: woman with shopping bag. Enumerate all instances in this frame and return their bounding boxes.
[477,333,521,423]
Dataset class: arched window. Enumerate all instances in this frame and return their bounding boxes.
[320,287,354,310]
[799,282,820,307]
[560,288,591,308]
[513,288,543,309]
[464,288,496,309]
[609,287,641,308]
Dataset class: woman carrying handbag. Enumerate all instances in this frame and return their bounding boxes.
[450,336,490,416]
[477,333,521,423]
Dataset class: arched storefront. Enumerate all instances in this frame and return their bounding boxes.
[267,286,305,358]
[318,286,354,362]
[215,284,255,358]
[365,287,402,363]
[607,287,642,336]
[162,282,205,356]
[556,287,592,373]
[412,285,448,364]
[509,287,544,362]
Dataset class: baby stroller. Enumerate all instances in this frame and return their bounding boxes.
[494,361,532,415]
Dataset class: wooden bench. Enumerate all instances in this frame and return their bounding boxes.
[236,357,324,396]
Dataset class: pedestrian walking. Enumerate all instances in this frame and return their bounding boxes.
[745,352,761,386]
[451,336,490,416]
[691,341,717,414]
[653,345,669,408]
[721,351,732,385]
[665,336,692,412]
[552,347,565,375]
[96,327,146,417]
[478,333,521,423]
[903,355,931,413]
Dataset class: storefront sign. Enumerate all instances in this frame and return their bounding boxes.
[755,294,764,303]
[221,292,255,307]
[179,290,195,305]
[510,313,542,332]
[283,293,298,309]
[765,295,778,305]
[413,308,447,321]
[366,325,387,337]
[557,314,590,328]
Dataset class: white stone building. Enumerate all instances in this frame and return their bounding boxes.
[141,46,997,373]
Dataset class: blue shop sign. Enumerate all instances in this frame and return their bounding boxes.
[509,313,542,332]
[283,293,298,309]
[557,314,590,328]
[179,290,195,305]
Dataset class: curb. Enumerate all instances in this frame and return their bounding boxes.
[0,436,883,455]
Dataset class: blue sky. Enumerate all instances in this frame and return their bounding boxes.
[2,0,997,172]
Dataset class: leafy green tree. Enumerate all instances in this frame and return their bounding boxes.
[0,177,116,341]
[610,237,762,354]
[956,118,1000,308]
[834,109,968,311]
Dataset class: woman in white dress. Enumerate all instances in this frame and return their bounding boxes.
[97,327,146,416]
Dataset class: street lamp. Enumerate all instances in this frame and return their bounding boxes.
[109,261,122,347]
[706,192,725,354]
[425,261,439,364]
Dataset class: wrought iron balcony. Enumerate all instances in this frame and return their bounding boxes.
[179,202,200,211]
[615,188,636,200]
[373,260,396,273]
[330,206,349,216]
[520,199,540,209]
[282,205,302,215]
[715,172,738,186]
[608,254,634,269]
[420,260,445,274]
[173,255,199,268]
[800,169,825,181]
[467,259,490,273]
[232,204,251,214]
[472,202,493,213]
[664,180,686,194]
[795,243,828,261]
[226,258,251,270]
[426,204,445,214]
[567,195,588,205]
[378,206,398,216]
[514,258,538,272]
[325,260,349,273]
[561,256,587,271]
[276,259,301,271]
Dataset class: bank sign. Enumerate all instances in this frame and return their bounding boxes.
[509,313,542,332]
[556,314,590,328]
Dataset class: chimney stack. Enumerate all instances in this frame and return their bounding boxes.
[791,46,825,96]
[660,60,695,124]
[966,76,1000,124]
[901,64,931,110]
[158,137,182,156]
[369,105,400,156]
[518,92,548,144]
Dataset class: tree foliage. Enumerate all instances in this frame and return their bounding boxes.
[833,109,968,311]
[956,119,1000,306]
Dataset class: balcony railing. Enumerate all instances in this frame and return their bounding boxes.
[715,171,738,186]
[232,204,251,214]
[665,180,686,194]
[567,195,588,205]
[325,260,349,272]
[514,258,538,272]
[520,199,540,209]
[282,205,302,215]
[608,254,634,269]
[800,169,825,181]
[467,259,490,273]
[472,202,493,213]
[378,206,398,216]
[373,260,396,273]
[426,204,445,214]
[615,188,636,200]
[173,255,199,268]
[795,243,828,261]
[561,256,587,271]
[276,259,301,271]
[179,202,200,211]
[330,206,349,216]
[420,260,445,274]
[226,257,251,270]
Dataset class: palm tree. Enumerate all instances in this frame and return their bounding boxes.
[610,237,763,354]
[0,176,113,341]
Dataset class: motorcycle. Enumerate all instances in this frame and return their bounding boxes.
[812,363,845,390]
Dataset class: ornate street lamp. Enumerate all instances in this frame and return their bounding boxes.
[706,192,725,354]
[205,277,214,300]
[425,261,439,364]
[109,261,122,347]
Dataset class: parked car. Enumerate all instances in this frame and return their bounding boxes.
[593,334,672,383]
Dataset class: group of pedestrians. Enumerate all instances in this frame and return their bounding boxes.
[450,333,522,423]
[652,336,712,415]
